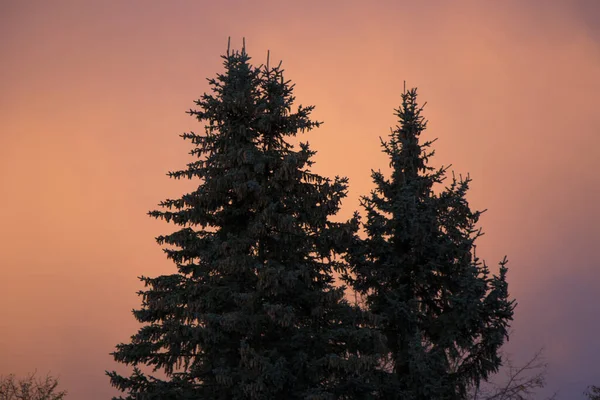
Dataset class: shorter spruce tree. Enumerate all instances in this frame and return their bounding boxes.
[345,85,516,399]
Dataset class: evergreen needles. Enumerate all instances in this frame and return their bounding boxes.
[107,41,383,400]
[344,86,515,399]
[108,42,515,400]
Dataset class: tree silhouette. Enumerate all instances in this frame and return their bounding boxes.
[0,371,67,400]
[107,40,382,399]
[345,85,515,399]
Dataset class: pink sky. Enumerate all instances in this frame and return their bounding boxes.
[1,1,599,398]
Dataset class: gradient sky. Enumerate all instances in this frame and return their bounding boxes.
[1,1,599,398]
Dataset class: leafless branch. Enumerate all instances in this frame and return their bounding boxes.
[468,348,557,400]
[0,371,67,400]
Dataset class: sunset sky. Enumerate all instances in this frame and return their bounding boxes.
[1,1,599,398]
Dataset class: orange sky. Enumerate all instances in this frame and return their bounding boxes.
[1,1,599,398]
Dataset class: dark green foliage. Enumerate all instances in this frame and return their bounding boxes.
[107,42,382,399]
[344,86,516,399]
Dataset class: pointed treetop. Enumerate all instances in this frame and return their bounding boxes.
[226,37,248,58]
[266,49,270,70]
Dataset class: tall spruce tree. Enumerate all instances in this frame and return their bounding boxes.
[344,86,515,399]
[107,41,382,399]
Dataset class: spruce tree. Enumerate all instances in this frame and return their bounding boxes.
[107,41,381,400]
[345,86,515,399]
